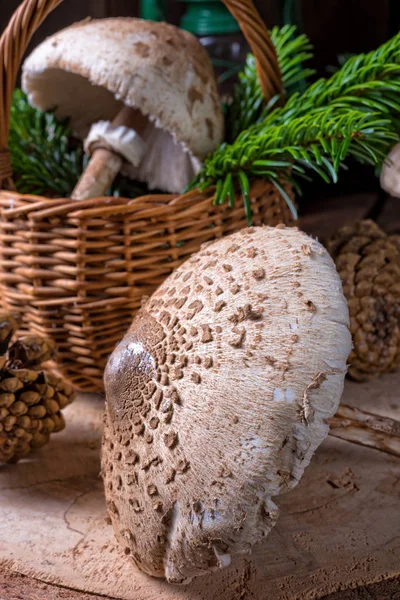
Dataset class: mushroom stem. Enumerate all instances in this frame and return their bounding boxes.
[328,404,400,458]
[71,106,148,201]
[72,148,122,201]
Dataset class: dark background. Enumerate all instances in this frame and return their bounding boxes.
[0,0,395,76]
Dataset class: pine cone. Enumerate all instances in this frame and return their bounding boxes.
[327,220,400,381]
[0,313,75,463]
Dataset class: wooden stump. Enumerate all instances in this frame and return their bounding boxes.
[0,372,399,600]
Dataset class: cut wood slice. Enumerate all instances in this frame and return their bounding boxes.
[0,375,399,600]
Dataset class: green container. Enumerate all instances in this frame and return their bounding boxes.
[179,0,240,36]
[140,0,166,21]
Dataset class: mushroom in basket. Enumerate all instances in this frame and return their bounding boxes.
[22,18,224,199]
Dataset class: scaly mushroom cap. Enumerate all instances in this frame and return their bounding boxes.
[102,226,351,584]
[22,18,224,170]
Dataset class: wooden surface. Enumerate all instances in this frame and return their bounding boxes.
[1,572,399,600]
[0,372,399,600]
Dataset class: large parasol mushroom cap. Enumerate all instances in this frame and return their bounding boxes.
[102,225,352,584]
[22,18,224,195]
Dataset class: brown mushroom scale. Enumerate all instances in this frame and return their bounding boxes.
[102,226,351,584]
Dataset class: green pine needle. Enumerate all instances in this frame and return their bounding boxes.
[262,30,400,129]
[227,25,315,142]
[192,108,398,222]
[194,29,400,224]
[9,89,86,196]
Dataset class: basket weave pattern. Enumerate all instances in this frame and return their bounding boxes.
[0,0,294,392]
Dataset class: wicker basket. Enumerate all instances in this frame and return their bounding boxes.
[0,0,293,392]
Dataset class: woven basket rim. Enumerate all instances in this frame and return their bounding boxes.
[0,188,212,219]
[0,180,277,220]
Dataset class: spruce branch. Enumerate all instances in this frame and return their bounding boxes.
[227,25,315,142]
[9,89,86,196]
[270,25,315,93]
[195,31,400,223]
[193,108,398,223]
[263,31,400,129]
